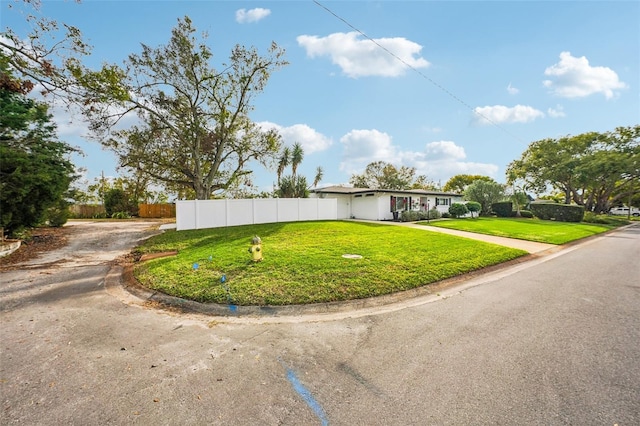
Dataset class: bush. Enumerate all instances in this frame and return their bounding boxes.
[46,200,69,227]
[492,201,513,218]
[427,208,441,220]
[401,209,442,222]
[530,203,584,222]
[583,212,627,225]
[518,210,533,218]
[104,189,138,217]
[449,203,469,218]
[400,211,420,222]
[441,212,451,218]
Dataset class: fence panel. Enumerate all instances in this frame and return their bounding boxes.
[197,200,226,229]
[176,201,196,231]
[253,199,279,224]
[276,199,301,223]
[138,203,176,218]
[176,198,337,231]
[227,199,254,226]
[69,204,105,218]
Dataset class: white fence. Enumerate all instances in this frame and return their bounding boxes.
[176,198,338,231]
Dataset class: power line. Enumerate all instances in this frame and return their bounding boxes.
[312,0,525,143]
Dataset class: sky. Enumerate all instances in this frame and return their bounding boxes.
[2,0,639,195]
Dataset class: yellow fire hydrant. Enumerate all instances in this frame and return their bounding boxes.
[248,236,263,262]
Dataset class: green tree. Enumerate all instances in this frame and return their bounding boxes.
[277,175,309,198]
[443,174,496,194]
[1,0,90,102]
[448,203,469,218]
[510,191,529,217]
[463,180,505,216]
[290,142,304,177]
[79,170,168,206]
[466,201,481,218]
[72,16,287,199]
[0,67,78,235]
[275,144,323,198]
[104,188,135,216]
[410,174,438,190]
[276,146,291,184]
[506,126,639,213]
[349,161,422,190]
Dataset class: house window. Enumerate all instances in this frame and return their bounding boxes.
[355,194,362,198]
[436,197,450,206]
[365,193,374,197]
[390,196,408,212]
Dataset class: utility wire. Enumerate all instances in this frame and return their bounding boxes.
[312,0,525,143]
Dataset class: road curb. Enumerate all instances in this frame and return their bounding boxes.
[107,250,548,321]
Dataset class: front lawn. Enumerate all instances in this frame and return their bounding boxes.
[134,221,526,306]
[420,217,619,244]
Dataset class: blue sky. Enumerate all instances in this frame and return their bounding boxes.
[3,0,639,194]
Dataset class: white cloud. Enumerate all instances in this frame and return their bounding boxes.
[547,104,566,118]
[257,121,332,154]
[472,104,545,125]
[507,83,519,95]
[339,131,497,183]
[339,129,397,171]
[407,141,498,183]
[297,31,430,78]
[422,140,466,161]
[543,51,627,99]
[235,8,271,24]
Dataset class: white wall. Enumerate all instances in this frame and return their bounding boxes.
[176,198,338,231]
[351,195,380,220]
[378,196,394,221]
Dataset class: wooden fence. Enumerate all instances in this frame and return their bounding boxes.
[69,204,176,218]
[138,203,176,218]
[69,204,106,218]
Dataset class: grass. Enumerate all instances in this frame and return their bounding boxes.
[420,217,621,244]
[133,221,527,306]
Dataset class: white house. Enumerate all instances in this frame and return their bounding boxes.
[310,186,464,221]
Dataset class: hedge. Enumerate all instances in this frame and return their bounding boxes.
[529,203,584,222]
[491,201,513,217]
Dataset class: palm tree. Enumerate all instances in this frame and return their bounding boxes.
[277,146,291,184]
[276,175,309,198]
[275,144,324,197]
[290,142,304,177]
[312,166,324,188]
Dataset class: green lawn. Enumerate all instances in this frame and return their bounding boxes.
[134,221,526,306]
[420,217,619,244]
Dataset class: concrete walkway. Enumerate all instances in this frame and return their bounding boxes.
[347,219,557,254]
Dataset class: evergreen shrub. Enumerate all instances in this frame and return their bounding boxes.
[530,203,584,222]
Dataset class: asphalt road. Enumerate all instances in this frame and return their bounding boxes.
[1,221,639,425]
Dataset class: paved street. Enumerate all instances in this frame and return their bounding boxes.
[1,221,639,425]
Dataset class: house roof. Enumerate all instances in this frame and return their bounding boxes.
[311,185,461,197]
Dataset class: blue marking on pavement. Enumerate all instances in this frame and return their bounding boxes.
[282,363,329,426]
[228,304,237,312]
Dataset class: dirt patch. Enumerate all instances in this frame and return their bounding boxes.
[0,227,70,271]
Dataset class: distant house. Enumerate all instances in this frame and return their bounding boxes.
[310,186,463,221]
